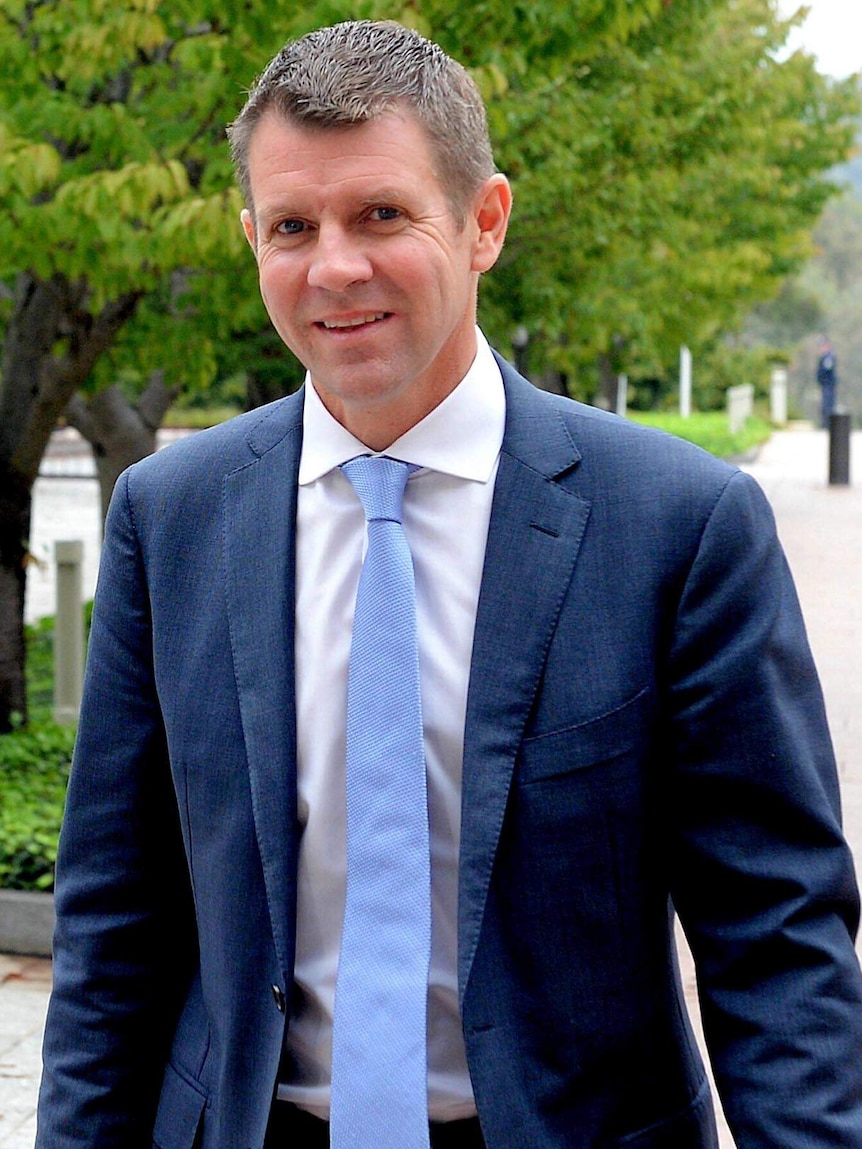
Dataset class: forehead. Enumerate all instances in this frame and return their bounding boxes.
[245,109,442,204]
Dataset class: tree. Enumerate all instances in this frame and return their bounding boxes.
[0,0,857,730]
[0,272,142,728]
[65,372,176,522]
[0,0,260,729]
[787,192,862,418]
[479,0,859,403]
[738,115,862,420]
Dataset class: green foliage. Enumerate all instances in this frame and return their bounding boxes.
[628,410,773,458]
[1,0,855,406]
[0,610,93,890]
[745,279,826,349]
[0,720,73,890]
[690,343,786,411]
[833,112,862,197]
[797,192,862,413]
[741,114,862,423]
[24,614,61,721]
[482,0,860,392]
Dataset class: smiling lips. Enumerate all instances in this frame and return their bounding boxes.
[319,313,389,330]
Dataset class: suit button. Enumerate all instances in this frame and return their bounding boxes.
[271,984,286,1013]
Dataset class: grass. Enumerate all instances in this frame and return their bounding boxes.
[627,411,774,460]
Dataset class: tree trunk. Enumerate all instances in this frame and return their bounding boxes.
[0,468,29,732]
[245,368,302,411]
[0,271,141,731]
[66,372,177,526]
[533,369,567,396]
[595,352,618,411]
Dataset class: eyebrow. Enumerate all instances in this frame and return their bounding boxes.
[255,182,414,227]
[355,189,410,208]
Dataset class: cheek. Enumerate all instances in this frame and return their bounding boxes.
[259,267,300,320]
[258,248,302,293]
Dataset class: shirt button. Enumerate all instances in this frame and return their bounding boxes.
[271,984,286,1013]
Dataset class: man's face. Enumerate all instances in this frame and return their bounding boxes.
[242,109,510,448]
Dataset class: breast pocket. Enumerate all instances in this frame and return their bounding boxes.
[518,685,654,785]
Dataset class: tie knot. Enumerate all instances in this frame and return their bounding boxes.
[341,455,412,523]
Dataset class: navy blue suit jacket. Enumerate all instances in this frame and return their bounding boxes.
[38,361,862,1147]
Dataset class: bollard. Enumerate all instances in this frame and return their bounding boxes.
[828,410,852,487]
[54,540,84,725]
[679,346,692,419]
[770,368,788,426]
[616,374,628,418]
[726,383,754,436]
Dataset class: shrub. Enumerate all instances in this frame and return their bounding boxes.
[0,720,74,890]
[0,610,88,891]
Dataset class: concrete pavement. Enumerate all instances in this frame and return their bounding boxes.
[2,426,860,1147]
[0,956,50,1148]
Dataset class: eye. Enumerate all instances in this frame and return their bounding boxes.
[368,206,402,223]
[275,218,307,236]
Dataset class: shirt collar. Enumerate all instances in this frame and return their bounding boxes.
[298,329,505,486]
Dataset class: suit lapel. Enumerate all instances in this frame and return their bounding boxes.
[459,366,591,998]
[223,392,304,983]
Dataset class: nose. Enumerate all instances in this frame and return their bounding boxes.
[307,224,373,292]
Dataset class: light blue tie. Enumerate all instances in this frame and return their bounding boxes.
[330,455,431,1149]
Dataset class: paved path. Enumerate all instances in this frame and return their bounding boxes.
[2,427,860,1147]
[0,957,50,1148]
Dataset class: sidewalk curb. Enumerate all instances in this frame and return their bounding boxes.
[0,889,54,956]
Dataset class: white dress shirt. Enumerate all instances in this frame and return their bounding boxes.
[278,330,505,1120]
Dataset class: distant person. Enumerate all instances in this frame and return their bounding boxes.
[37,19,862,1149]
[817,336,839,427]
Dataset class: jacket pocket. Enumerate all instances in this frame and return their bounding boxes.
[618,1074,717,1147]
[518,685,652,783]
[153,1061,208,1149]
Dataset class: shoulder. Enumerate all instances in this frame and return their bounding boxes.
[495,353,739,494]
[105,391,304,542]
[125,390,304,491]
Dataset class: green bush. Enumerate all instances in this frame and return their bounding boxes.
[0,612,87,891]
[0,720,73,890]
[24,614,58,721]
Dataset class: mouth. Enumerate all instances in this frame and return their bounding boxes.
[316,312,391,331]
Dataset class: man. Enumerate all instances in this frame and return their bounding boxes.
[817,336,839,428]
[38,20,862,1149]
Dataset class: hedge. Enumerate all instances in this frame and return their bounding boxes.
[0,614,79,891]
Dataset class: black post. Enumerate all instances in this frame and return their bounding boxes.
[828,409,852,486]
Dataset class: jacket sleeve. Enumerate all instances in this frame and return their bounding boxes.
[667,469,862,1146]
[37,469,197,1148]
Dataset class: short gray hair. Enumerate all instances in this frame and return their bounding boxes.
[227,20,496,224]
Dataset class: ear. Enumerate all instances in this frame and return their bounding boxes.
[470,174,512,274]
[241,208,257,255]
